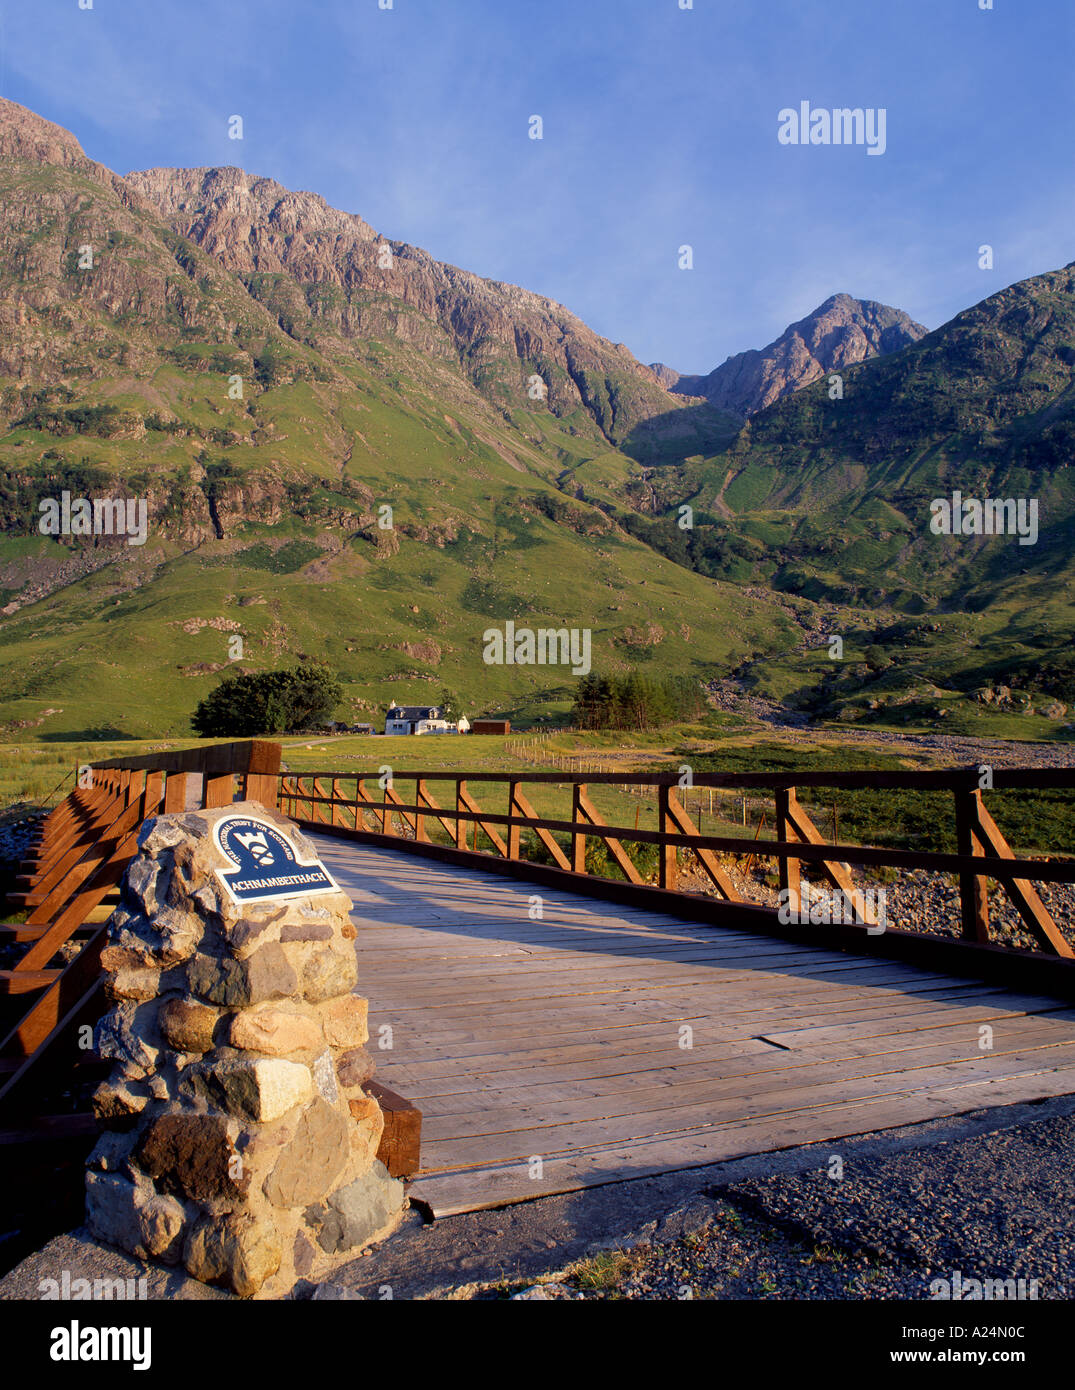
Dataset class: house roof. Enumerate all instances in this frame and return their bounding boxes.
[387,706,443,720]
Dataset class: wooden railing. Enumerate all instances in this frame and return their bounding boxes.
[3,748,1072,1131]
[278,767,1075,960]
[0,740,281,1120]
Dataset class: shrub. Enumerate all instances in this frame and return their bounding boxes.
[191,662,342,737]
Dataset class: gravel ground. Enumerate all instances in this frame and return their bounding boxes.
[478,1107,1075,1301]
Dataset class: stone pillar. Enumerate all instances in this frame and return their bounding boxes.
[85,801,404,1298]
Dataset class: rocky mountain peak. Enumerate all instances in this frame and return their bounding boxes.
[659,294,929,418]
[0,96,140,208]
[0,96,88,168]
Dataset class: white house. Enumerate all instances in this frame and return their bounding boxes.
[384,704,469,735]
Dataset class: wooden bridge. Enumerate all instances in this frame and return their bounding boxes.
[318,837,1075,1215]
[2,742,1075,1220]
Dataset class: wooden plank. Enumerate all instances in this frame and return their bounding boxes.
[782,791,880,928]
[394,1020,1075,1112]
[357,992,1047,1066]
[571,783,586,874]
[955,787,991,944]
[19,779,158,969]
[664,791,741,901]
[163,772,189,814]
[0,969,61,995]
[24,774,146,928]
[16,790,111,890]
[15,787,126,904]
[971,796,1072,957]
[775,787,800,915]
[657,785,678,890]
[414,1045,1075,1166]
[409,1064,1075,1214]
[458,785,507,858]
[409,1020,1075,1112]
[203,771,235,809]
[362,1080,422,1178]
[357,941,961,986]
[0,977,106,1101]
[576,787,643,885]
[510,785,570,871]
[414,1021,1075,1133]
[353,965,1032,1017]
[0,923,95,944]
[0,926,108,1069]
[93,739,280,777]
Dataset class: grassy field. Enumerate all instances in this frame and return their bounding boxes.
[3,725,1070,864]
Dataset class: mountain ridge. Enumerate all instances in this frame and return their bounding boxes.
[0,96,1071,741]
[652,293,929,419]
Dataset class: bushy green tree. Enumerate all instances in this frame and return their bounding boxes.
[191,662,342,737]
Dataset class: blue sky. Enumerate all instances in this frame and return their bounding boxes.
[2,0,1072,372]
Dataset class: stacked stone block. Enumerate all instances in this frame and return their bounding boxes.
[85,801,404,1298]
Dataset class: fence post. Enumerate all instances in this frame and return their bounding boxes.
[658,784,678,890]
[507,780,521,860]
[242,741,282,808]
[203,772,234,809]
[776,787,800,917]
[164,772,188,814]
[954,786,990,943]
[572,782,587,873]
[455,780,468,850]
[415,779,429,842]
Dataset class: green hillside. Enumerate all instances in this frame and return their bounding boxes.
[0,104,794,739]
[0,98,1071,743]
[638,264,1075,732]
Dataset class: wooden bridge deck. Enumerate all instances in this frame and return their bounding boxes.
[314,837,1075,1217]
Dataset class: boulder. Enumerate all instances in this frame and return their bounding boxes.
[264,1098,350,1208]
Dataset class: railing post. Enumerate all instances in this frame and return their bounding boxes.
[776,786,800,917]
[203,772,234,809]
[455,780,468,850]
[955,786,990,943]
[379,775,394,836]
[145,771,165,817]
[242,740,282,808]
[415,779,429,842]
[164,772,188,814]
[658,784,678,890]
[572,782,587,873]
[507,781,521,860]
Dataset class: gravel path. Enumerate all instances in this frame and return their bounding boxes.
[481,1107,1075,1301]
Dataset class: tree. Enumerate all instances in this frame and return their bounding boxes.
[436,687,463,720]
[283,662,344,729]
[570,671,703,731]
[191,662,342,737]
